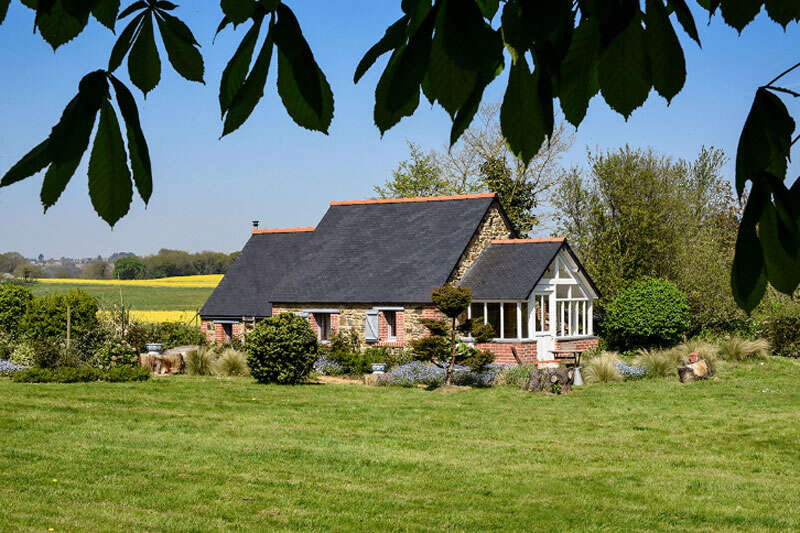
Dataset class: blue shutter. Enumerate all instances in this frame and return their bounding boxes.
[365,310,379,342]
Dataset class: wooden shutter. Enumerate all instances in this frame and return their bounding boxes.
[365,310,379,342]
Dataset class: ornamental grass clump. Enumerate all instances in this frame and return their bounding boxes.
[185,347,215,376]
[212,348,250,377]
[666,339,719,371]
[634,348,676,377]
[717,336,770,361]
[583,352,623,383]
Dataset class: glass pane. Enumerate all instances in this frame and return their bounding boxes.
[557,284,570,299]
[521,302,529,338]
[536,295,550,332]
[471,303,484,324]
[558,256,570,278]
[486,303,500,338]
[503,303,517,338]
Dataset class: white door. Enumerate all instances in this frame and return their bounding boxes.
[537,335,555,361]
[531,291,555,361]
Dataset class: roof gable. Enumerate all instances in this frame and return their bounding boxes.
[269,195,498,303]
[200,230,314,317]
[458,239,570,299]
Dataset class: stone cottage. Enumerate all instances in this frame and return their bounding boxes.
[199,193,599,365]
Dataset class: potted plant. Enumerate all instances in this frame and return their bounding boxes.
[146,343,163,354]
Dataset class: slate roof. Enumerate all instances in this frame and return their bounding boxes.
[458,239,567,299]
[199,230,314,318]
[200,194,503,317]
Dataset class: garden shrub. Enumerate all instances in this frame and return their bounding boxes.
[410,335,451,365]
[583,352,623,383]
[0,284,33,339]
[104,365,150,382]
[212,348,250,377]
[0,332,12,361]
[94,337,139,370]
[9,341,35,367]
[185,347,215,376]
[31,338,66,369]
[431,286,471,318]
[761,305,800,358]
[143,322,205,349]
[717,336,770,361]
[11,366,149,383]
[371,347,414,370]
[470,322,495,343]
[329,329,360,355]
[20,289,99,342]
[603,278,690,350]
[495,364,537,388]
[328,349,371,374]
[245,313,319,384]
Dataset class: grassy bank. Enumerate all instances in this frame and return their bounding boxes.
[1,357,798,531]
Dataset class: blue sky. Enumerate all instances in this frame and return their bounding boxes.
[0,2,798,259]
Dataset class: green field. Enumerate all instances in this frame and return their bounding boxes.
[1,358,798,531]
[29,282,214,311]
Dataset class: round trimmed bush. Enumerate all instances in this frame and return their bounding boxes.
[431,285,471,318]
[603,278,689,350]
[245,313,319,384]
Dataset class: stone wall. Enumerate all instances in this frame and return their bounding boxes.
[448,202,514,284]
[272,304,443,349]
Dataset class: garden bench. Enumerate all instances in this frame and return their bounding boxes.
[549,343,583,367]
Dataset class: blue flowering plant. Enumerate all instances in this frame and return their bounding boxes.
[614,361,648,380]
[0,359,25,376]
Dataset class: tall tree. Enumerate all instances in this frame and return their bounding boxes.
[552,146,744,331]
[373,142,452,198]
[375,104,573,235]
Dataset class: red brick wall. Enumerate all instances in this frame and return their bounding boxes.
[476,341,538,365]
[377,310,404,347]
[554,337,599,352]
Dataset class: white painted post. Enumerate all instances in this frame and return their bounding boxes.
[587,301,593,335]
[499,303,504,339]
[483,302,487,325]
[516,302,522,340]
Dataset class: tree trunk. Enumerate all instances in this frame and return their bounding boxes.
[446,317,457,385]
[678,359,711,383]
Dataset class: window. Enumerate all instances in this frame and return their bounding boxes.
[503,302,517,338]
[384,311,396,340]
[315,313,330,341]
[534,294,549,334]
[486,303,500,337]
[554,284,590,337]
[471,302,528,339]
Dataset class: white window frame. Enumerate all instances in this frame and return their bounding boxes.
[470,300,526,340]
[384,310,397,341]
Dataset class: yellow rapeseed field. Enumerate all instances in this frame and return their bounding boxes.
[98,310,199,324]
[36,274,222,288]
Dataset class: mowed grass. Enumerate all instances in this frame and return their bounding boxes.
[1,358,799,532]
[29,282,214,311]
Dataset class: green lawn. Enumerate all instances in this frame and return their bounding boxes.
[29,282,214,311]
[1,358,798,532]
